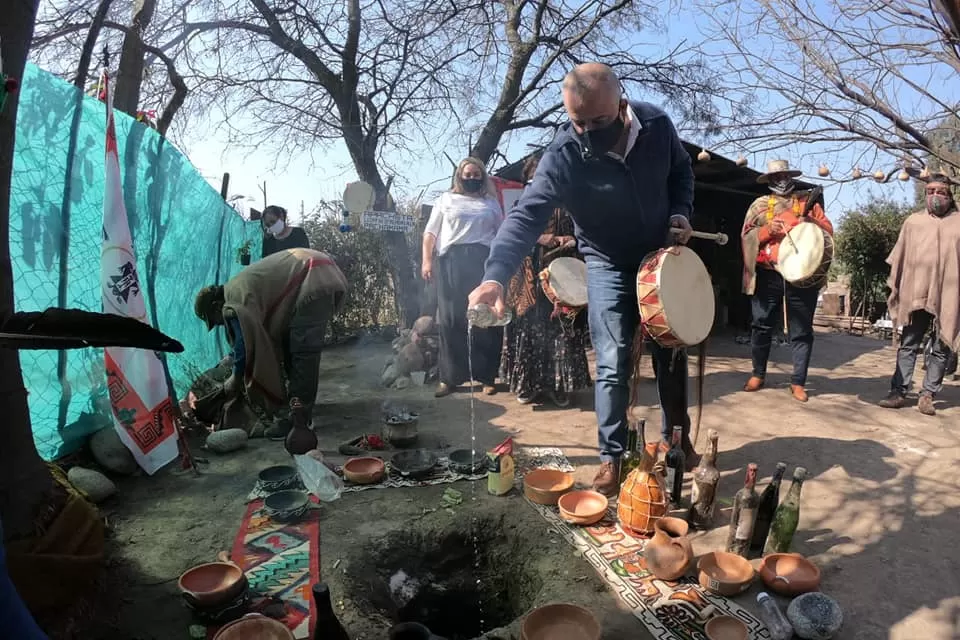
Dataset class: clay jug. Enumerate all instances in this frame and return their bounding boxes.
[644,516,694,581]
[617,443,669,536]
[284,397,318,456]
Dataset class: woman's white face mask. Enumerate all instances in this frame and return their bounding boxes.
[266,219,285,236]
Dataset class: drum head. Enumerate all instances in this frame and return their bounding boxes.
[546,257,588,308]
[656,247,715,346]
[342,181,376,214]
[778,222,825,283]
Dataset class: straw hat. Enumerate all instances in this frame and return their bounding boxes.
[757,159,803,184]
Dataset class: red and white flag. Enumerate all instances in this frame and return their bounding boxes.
[100,70,178,474]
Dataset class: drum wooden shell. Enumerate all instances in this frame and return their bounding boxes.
[539,257,588,309]
[617,467,669,536]
[776,222,835,289]
[636,246,715,348]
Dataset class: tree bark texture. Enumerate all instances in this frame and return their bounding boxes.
[0,0,55,540]
[114,0,158,116]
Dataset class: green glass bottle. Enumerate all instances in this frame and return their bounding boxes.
[764,466,807,555]
[618,419,645,485]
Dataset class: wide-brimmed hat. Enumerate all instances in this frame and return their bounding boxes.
[757,159,803,184]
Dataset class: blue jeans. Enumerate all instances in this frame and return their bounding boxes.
[750,268,818,386]
[0,520,49,639]
[586,260,690,462]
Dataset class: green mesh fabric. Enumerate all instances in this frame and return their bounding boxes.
[9,64,262,460]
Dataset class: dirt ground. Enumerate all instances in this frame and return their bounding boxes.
[55,329,960,640]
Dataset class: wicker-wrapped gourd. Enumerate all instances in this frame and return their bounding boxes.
[617,442,669,536]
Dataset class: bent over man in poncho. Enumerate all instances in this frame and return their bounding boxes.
[879,174,959,416]
[194,248,348,437]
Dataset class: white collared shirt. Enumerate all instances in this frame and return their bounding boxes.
[606,104,641,161]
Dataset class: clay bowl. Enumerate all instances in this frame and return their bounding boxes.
[704,615,749,640]
[448,448,488,475]
[391,449,439,479]
[213,613,295,639]
[178,560,246,608]
[759,553,822,596]
[263,490,318,522]
[521,603,601,640]
[523,469,575,506]
[558,490,608,526]
[343,456,386,484]
[697,551,755,596]
[257,465,299,492]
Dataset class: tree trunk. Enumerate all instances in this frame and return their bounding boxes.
[114,0,158,117]
[0,0,54,540]
[73,0,114,89]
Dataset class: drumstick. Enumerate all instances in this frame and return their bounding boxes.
[669,228,729,245]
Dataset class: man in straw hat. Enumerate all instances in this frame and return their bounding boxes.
[194,247,348,438]
[879,172,959,415]
[468,62,698,496]
[741,159,834,402]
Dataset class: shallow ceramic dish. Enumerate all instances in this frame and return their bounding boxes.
[343,456,386,484]
[697,551,755,596]
[391,449,439,479]
[558,490,608,526]
[256,465,299,492]
[523,469,575,505]
[521,603,601,640]
[263,490,319,522]
[704,615,749,640]
[213,613,295,639]
[759,553,821,596]
[448,448,488,475]
[178,559,246,608]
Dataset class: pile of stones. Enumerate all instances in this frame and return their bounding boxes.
[381,316,439,390]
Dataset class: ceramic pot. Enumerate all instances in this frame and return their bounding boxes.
[617,443,669,536]
[644,516,693,580]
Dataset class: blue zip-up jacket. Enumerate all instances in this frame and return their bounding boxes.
[484,101,694,287]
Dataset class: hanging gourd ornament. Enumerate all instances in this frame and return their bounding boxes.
[919,167,931,179]
[735,155,748,167]
[818,165,830,177]
[898,170,910,181]
[873,170,886,182]
[852,167,863,179]
[697,149,711,162]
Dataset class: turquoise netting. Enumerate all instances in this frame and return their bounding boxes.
[10,63,262,460]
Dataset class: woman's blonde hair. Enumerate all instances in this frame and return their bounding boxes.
[451,157,495,197]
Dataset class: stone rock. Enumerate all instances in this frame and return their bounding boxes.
[205,428,249,453]
[787,592,843,640]
[393,375,412,390]
[412,315,437,337]
[381,364,399,387]
[392,334,412,354]
[394,342,425,376]
[68,467,116,503]
[90,427,137,475]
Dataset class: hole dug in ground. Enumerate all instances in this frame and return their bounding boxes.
[348,514,542,639]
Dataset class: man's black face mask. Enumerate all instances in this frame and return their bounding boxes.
[581,102,625,159]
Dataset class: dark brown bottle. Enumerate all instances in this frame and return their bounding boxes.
[725,463,760,557]
[284,397,318,456]
[618,419,645,485]
[664,425,686,505]
[312,582,349,640]
[750,462,787,553]
[687,429,720,529]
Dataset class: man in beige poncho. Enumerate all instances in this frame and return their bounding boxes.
[879,174,959,416]
[194,248,348,437]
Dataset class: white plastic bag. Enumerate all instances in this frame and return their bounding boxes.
[293,452,343,502]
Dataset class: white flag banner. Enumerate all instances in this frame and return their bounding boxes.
[100,70,178,474]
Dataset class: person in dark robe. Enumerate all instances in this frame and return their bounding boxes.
[260,205,310,258]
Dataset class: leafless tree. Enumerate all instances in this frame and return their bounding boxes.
[696,0,960,179]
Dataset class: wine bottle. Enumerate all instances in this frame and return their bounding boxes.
[764,466,807,554]
[312,582,349,640]
[618,419,645,485]
[664,425,686,505]
[750,462,787,553]
[687,429,720,529]
[726,463,759,557]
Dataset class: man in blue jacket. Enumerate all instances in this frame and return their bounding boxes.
[468,62,698,496]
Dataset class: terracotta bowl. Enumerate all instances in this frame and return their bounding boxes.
[213,613,295,639]
[521,603,601,640]
[178,561,246,608]
[759,553,821,596]
[558,490,608,526]
[343,456,386,484]
[524,469,575,505]
[704,615,749,640]
[697,552,755,596]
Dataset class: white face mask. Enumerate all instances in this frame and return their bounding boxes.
[266,219,285,236]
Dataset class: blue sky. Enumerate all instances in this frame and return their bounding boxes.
[181,1,919,226]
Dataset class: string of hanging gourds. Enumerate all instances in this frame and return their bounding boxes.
[694,148,932,183]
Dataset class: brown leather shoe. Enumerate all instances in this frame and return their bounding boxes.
[790,385,808,403]
[593,461,620,496]
[435,383,452,398]
[744,376,764,392]
[682,440,702,471]
[878,392,905,409]
[918,393,936,416]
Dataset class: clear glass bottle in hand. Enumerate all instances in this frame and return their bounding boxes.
[467,303,512,328]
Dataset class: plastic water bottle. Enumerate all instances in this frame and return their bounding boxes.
[756,592,793,640]
[466,303,512,327]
